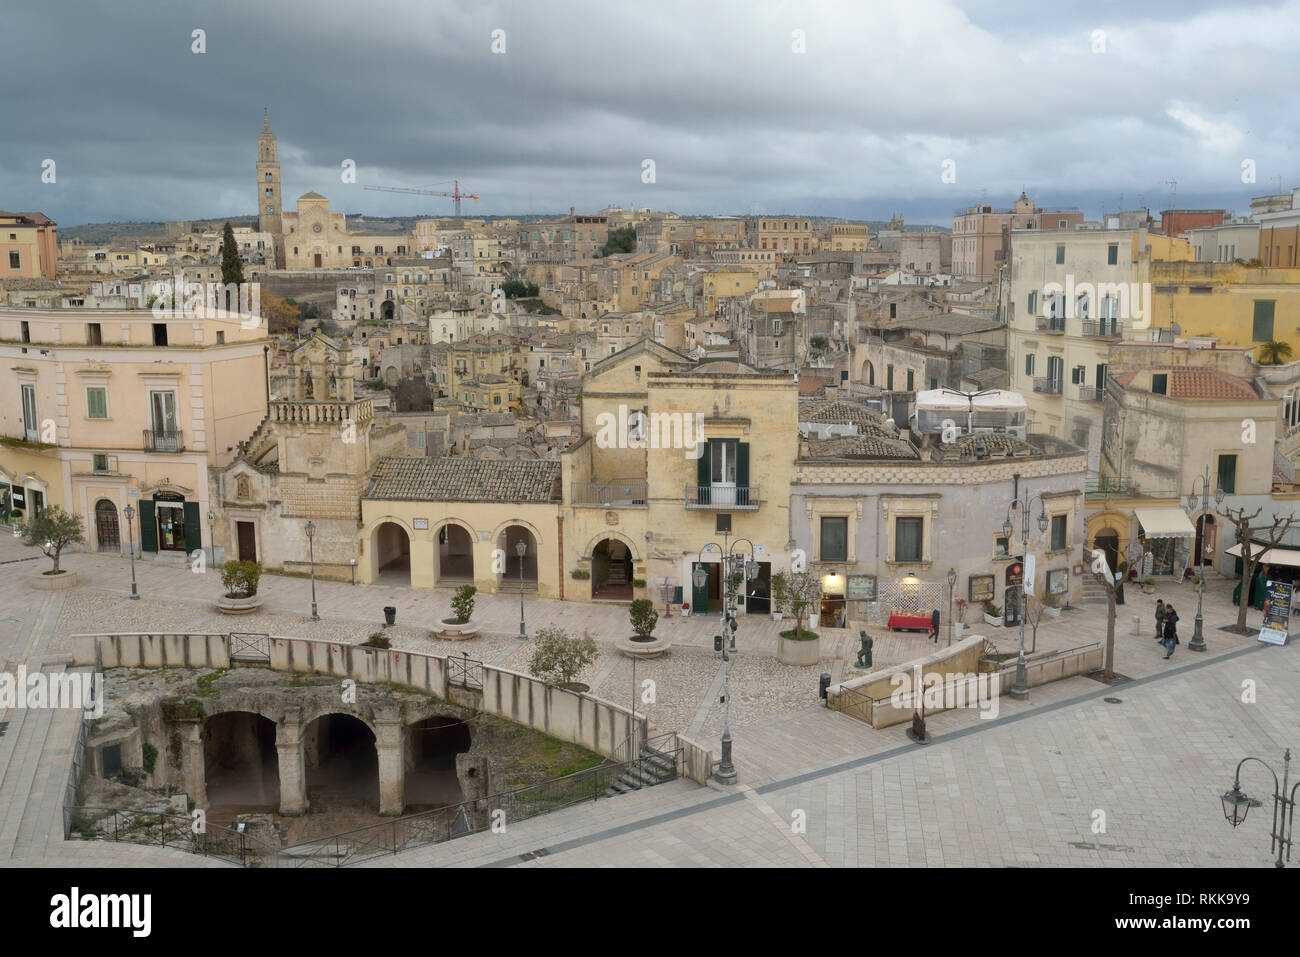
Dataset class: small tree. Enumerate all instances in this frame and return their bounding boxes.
[529,626,599,687]
[629,598,658,641]
[785,571,822,640]
[1257,340,1293,366]
[1088,549,1120,679]
[220,221,245,287]
[24,505,84,574]
[1220,507,1297,633]
[448,585,476,624]
[1023,592,1060,653]
[769,571,789,616]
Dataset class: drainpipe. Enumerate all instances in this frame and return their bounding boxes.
[557,515,564,600]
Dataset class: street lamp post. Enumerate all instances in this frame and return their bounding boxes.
[515,538,527,640]
[1003,494,1050,701]
[123,503,139,600]
[1186,465,1226,652]
[206,510,215,566]
[694,533,757,786]
[1222,748,1298,868]
[946,567,957,646]
[305,521,319,621]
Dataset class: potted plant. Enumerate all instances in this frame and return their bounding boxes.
[680,601,691,617]
[363,631,392,649]
[954,597,968,637]
[1141,577,1156,594]
[770,571,789,622]
[778,571,823,665]
[529,626,599,692]
[1043,592,1063,617]
[619,597,671,658]
[983,600,1003,627]
[25,505,84,590]
[216,560,263,614]
[436,584,479,638]
[570,568,590,580]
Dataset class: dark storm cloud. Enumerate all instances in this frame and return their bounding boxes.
[1,0,1296,226]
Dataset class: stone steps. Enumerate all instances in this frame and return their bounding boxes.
[603,744,678,797]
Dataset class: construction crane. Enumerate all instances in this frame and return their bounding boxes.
[362,180,480,217]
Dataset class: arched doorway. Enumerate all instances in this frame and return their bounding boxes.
[436,523,474,583]
[499,525,537,589]
[591,538,633,600]
[203,711,280,814]
[1094,529,1120,576]
[1194,514,1216,566]
[373,522,411,585]
[862,360,875,386]
[404,716,472,811]
[302,713,379,811]
[381,299,395,321]
[95,499,120,552]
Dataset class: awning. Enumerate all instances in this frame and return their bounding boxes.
[1134,507,1196,539]
[1225,543,1300,568]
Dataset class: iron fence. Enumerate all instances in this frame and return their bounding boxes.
[836,685,873,724]
[229,633,271,663]
[64,807,280,867]
[448,654,483,691]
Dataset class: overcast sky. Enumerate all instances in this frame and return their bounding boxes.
[2,0,1296,227]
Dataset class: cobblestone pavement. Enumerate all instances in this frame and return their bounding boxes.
[2,533,1295,867]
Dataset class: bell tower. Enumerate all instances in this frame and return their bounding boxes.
[257,108,283,262]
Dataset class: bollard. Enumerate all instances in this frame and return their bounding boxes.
[1130,615,1142,636]
[819,672,832,701]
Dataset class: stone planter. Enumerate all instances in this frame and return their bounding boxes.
[983,613,1003,627]
[617,636,671,659]
[772,612,784,622]
[954,622,965,638]
[560,681,590,694]
[777,633,821,666]
[435,619,479,640]
[216,594,264,615]
[29,569,77,591]
[1044,605,1062,618]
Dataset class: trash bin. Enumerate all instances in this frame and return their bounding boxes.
[384,606,396,626]
[819,672,832,701]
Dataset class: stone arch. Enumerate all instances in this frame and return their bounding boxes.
[300,711,380,811]
[589,535,637,600]
[369,518,413,584]
[202,709,281,813]
[861,359,875,386]
[581,529,642,564]
[434,519,476,583]
[496,521,540,585]
[93,498,120,552]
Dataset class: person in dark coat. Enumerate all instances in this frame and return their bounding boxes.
[929,608,940,643]
[1154,599,1166,640]
[1162,605,1180,659]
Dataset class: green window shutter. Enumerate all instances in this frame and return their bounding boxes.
[736,442,750,506]
[139,500,157,552]
[183,502,202,555]
[697,439,711,505]
[1252,300,1275,342]
[87,387,107,418]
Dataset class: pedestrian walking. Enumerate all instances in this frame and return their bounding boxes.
[929,607,940,643]
[1154,599,1166,640]
[1162,604,1180,659]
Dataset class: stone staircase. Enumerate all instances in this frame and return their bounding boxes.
[1080,573,1110,604]
[604,740,678,797]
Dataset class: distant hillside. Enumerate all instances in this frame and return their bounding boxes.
[60,217,257,243]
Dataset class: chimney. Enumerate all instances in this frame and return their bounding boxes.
[570,206,575,217]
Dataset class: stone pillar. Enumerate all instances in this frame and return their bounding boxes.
[276,709,308,815]
[181,720,206,810]
[374,707,405,815]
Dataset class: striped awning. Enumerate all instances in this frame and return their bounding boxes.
[1134,507,1196,539]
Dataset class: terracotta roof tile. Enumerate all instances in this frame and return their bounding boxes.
[365,456,560,503]
[1166,368,1258,400]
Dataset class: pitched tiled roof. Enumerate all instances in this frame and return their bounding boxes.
[804,435,918,460]
[1167,368,1258,400]
[934,433,1036,461]
[365,456,561,503]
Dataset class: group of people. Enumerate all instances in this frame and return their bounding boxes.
[1154,600,1180,659]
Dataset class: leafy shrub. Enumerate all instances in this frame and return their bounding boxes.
[141,743,158,774]
[629,598,658,641]
[220,560,262,598]
[529,626,599,687]
[570,568,590,579]
[448,584,476,624]
[363,632,391,648]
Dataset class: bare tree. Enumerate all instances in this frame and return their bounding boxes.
[1023,592,1061,654]
[1219,507,1297,633]
[1088,549,1120,679]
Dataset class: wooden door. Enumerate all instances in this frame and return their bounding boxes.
[237,521,257,563]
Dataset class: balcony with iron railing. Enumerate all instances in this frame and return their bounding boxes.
[1032,377,1063,395]
[1077,386,1103,402]
[1084,478,1177,500]
[570,480,648,508]
[1080,319,1122,338]
[142,429,184,453]
[684,484,760,510]
[1035,316,1066,334]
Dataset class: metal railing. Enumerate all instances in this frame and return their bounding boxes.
[1035,317,1066,333]
[448,654,483,691]
[65,807,281,866]
[684,484,760,510]
[1032,377,1063,395]
[142,429,184,452]
[1081,319,1121,338]
[1077,386,1103,402]
[836,685,873,724]
[570,480,648,507]
[230,633,271,663]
